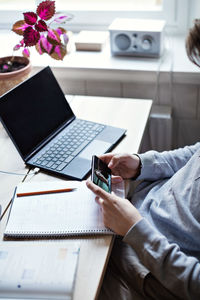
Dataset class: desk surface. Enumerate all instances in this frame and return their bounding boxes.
[0,95,152,300]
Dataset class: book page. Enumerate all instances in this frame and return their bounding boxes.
[5,181,113,237]
[0,242,79,299]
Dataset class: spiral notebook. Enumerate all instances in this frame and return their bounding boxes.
[4,180,124,239]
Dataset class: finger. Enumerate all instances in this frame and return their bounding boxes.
[111,175,123,184]
[108,154,121,169]
[95,195,100,203]
[86,180,112,202]
[99,153,114,164]
[98,198,104,205]
[95,196,104,205]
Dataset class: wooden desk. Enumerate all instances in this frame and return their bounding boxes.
[0,95,152,300]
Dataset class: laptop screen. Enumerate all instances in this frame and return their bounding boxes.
[0,67,74,159]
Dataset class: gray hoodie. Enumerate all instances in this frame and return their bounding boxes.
[124,142,200,299]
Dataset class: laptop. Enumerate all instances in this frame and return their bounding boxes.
[0,67,126,180]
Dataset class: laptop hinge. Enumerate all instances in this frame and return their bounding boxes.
[24,116,76,162]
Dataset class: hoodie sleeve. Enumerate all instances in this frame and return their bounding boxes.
[123,218,200,300]
[137,142,200,181]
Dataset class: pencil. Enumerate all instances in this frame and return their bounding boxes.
[17,188,77,197]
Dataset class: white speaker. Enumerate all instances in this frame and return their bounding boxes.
[109,18,166,58]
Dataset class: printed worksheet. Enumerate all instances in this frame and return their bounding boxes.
[0,242,79,299]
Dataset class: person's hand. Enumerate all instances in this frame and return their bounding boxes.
[86,180,142,236]
[99,153,141,179]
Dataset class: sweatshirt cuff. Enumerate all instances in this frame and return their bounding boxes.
[123,218,161,253]
[136,151,157,180]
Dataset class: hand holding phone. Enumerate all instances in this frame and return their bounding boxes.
[91,155,111,193]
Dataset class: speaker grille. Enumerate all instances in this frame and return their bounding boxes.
[115,34,131,50]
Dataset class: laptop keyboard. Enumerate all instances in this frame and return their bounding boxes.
[33,119,105,171]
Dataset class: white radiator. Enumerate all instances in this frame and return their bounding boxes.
[140,105,172,152]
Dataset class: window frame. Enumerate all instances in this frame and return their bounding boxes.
[0,0,189,33]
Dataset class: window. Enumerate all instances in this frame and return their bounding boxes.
[0,0,35,9]
[57,0,188,33]
[56,0,162,11]
[0,0,189,33]
[0,1,35,30]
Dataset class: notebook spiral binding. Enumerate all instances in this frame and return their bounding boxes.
[4,228,114,240]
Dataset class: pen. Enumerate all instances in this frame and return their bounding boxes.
[17,188,77,197]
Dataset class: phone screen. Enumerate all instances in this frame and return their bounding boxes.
[91,155,111,193]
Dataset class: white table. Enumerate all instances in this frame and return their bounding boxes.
[0,95,152,299]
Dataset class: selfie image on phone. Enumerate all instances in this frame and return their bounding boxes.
[91,155,111,193]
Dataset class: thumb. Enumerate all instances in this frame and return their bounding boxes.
[86,180,112,202]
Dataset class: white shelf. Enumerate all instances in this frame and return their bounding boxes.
[0,30,200,84]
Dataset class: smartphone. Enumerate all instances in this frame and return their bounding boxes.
[91,155,111,193]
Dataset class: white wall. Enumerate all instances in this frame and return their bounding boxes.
[189,0,200,27]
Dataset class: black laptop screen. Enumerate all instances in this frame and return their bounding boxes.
[0,67,75,159]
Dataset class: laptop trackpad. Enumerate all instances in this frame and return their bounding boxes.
[79,140,111,160]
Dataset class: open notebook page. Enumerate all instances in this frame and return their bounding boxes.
[4,180,125,238]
